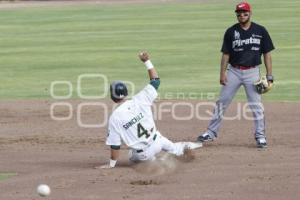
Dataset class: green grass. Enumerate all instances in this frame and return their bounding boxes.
[0,173,17,181]
[0,0,299,101]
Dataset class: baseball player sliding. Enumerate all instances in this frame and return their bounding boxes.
[100,52,202,169]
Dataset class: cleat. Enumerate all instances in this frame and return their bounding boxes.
[197,133,214,142]
[256,138,267,148]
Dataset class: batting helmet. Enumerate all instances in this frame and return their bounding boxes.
[110,81,128,103]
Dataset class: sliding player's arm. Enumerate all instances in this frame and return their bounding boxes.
[99,118,121,169]
[99,146,120,169]
[139,52,160,90]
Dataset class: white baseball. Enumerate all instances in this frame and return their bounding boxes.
[37,184,51,197]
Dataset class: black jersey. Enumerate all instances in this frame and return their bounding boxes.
[221,22,274,67]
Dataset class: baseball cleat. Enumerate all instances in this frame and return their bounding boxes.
[197,133,214,142]
[256,138,267,148]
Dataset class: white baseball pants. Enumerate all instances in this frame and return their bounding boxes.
[129,131,185,162]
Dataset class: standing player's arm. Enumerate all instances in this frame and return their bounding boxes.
[139,52,160,90]
[263,52,273,84]
[220,53,230,85]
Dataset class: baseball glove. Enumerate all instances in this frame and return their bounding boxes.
[254,76,273,94]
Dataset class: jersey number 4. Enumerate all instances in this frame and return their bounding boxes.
[137,123,150,139]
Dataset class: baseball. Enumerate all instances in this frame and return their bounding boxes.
[37,184,51,197]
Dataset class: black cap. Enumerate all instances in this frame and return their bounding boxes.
[110,81,128,102]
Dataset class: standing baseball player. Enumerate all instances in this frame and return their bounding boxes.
[100,52,202,169]
[197,2,274,148]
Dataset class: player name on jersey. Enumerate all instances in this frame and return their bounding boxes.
[123,113,144,130]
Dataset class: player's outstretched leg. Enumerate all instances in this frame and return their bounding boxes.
[159,135,202,156]
[128,133,203,163]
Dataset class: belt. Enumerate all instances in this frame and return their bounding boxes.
[232,65,256,70]
[136,134,157,153]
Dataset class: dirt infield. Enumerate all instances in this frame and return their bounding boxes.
[0,100,299,200]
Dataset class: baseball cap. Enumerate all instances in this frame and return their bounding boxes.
[235,2,251,12]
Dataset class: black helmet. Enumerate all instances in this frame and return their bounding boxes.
[110,81,128,102]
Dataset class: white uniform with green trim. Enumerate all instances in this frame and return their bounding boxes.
[106,84,185,161]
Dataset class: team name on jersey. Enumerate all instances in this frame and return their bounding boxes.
[123,113,144,130]
[232,37,261,48]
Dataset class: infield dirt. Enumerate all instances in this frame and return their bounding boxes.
[0,100,299,200]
